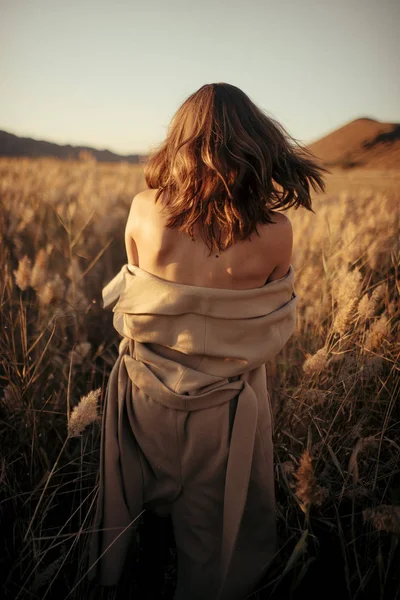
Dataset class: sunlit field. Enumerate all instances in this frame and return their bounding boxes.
[1,157,399,600]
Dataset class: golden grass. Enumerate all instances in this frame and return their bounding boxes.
[0,157,399,599]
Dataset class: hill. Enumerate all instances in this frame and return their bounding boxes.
[0,130,143,164]
[307,117,400,169]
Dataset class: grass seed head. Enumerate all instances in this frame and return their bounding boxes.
[357,283,385,320]
[13,255,32,291]
[36,274,65,305]
[31,248,49,289]
[67,388,101,437]
[332,268,363,335]
[363,505,400,535]
[303,346,329,375]
[364,314,390,351]
[294,449,328,510]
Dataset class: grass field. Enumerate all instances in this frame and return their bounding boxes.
[0,157,399,600]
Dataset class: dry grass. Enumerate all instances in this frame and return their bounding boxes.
[0,158,399,600]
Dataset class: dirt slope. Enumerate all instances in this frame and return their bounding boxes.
[307,118,400,169]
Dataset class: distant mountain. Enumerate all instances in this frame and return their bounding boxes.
[0,130,144,163]
[307,118,400,169]
[2,118,399,169]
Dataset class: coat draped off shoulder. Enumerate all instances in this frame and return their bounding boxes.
[87,262,298,600]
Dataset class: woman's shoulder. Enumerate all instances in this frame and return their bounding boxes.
[259,210,293,242]
[126,189,157,229]
[257,211,293,279]
[265,209,292,226]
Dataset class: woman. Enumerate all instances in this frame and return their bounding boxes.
[87,82,328,600]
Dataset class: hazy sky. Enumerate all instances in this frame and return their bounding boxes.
[1,0,399,155]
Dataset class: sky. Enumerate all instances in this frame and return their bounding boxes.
[1,0,399,155]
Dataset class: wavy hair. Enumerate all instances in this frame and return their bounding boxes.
[142,82,330,255]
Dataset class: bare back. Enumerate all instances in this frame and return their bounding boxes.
[125,189,293,290]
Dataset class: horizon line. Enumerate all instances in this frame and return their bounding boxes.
[1,114,399,158]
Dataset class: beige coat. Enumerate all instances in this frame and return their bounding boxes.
[87,263,298,600]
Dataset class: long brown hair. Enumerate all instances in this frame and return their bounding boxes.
[142,82,330,255]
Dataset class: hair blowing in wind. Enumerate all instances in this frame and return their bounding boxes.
[143,82,330,254]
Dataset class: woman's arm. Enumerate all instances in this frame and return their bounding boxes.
[124,196,139,266]
[266,215,293,282]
